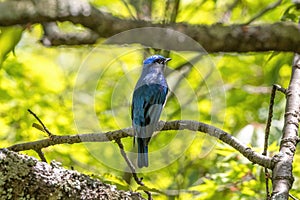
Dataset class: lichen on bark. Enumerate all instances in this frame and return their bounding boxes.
[0,149,144,200]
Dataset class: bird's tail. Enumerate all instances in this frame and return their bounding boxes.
[137,138,148,168]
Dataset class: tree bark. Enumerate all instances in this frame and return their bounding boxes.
[0,0,299,53]
[0,148,144,200]
[271,54,300,199]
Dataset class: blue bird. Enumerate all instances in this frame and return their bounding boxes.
[131,55,171,168]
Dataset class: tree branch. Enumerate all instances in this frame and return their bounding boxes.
[0,0,299,53]
[6,120,274,169]
[271,53,300,199]
[0,148,144,199]
[41,22,99,46]
[263,84,286,199]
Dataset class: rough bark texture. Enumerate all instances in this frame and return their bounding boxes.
[271,54,300,199]
[0,148,144,200]
[0,0,299,52]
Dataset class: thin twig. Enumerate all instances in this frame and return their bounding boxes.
[36,148,47,163]
[28,109,53,137]
[289,193,299,200]
[263,84,286,156]
[263,85,277,156]
[243,0,282,25]
[263,84,286,199]
[163,0,180,24]
[263,84,276,199]
[264,168,271,200]
[115,138,152,200]
[121,0,137,20]
[274,84,286,94]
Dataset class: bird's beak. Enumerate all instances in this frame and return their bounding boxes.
[165,58,172,63]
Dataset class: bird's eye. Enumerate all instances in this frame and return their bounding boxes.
[155,58,164,64]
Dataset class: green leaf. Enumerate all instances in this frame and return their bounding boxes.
[32,123,46,133]
[0,26,24,67]
[281,5,299,22]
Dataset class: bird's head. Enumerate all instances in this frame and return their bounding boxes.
[143,55,171,68]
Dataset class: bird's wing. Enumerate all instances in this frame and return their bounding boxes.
[132,83,168,139]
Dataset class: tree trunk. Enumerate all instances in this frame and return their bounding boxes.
[271,54,300,199]
[0,148,144,200]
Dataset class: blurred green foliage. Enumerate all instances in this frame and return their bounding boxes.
[1,0,300,199]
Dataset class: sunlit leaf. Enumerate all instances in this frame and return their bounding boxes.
[0,26,23,67]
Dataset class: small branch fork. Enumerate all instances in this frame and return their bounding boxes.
[27,109,55,162]
[6,111,274,169]
[115,138,152,200]
[263,84,286,199]
[28,109,53,137]
[28,110,153,198]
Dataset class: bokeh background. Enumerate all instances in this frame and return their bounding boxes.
[1,0,299,199]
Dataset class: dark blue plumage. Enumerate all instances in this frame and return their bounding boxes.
[131,55,171,168]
